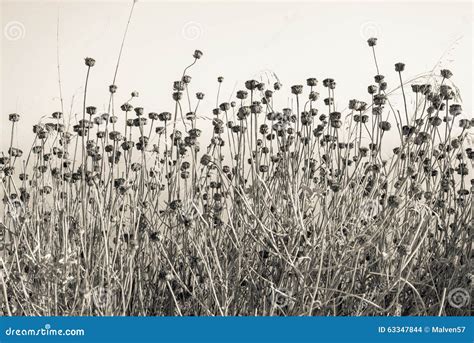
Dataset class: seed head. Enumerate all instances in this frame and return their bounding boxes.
[121,103,133,112]
[449,104,462,117]
[236,90,248,100]
[182,75,192,84]
[134,107,144,116]
[8,113,20,122]
[200,154,211,166]
[379,121,391,131]
[84,57,96,67]
[322,78,335,88]
[374,74,384,84]
[411,84,421,93]
[158,112,171,121]
[367,85,377,94]
[148,112,159,120]
[172,92,182,101]
[394,62,405,72]
[306,78,318,87]
[86,106,97,115]
[291,85,303,95]
[245,80,259,91]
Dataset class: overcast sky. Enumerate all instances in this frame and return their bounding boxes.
[1,0,472,152]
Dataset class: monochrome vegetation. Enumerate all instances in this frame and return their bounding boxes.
[0,8,472,316]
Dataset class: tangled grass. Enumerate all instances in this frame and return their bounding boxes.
[0,37,472,316]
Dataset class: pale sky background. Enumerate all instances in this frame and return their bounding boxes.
[0,0,472,153]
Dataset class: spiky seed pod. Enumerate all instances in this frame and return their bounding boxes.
[193,50,203,59]
[394,62,405,72]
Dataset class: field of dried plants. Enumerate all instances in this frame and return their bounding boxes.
[0,32,472,316]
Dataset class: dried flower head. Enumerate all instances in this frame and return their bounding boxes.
[367,37,377,47]
[440,69,453,79]
[291,85,303,95]
[121,103,133,112]
[84,57,96,67]
[306,78,318,87]
[8,113,20,122]
[86,106,97,116]
[193,50,203,59]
